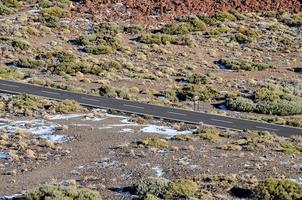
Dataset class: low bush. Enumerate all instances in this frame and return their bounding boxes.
[0,36,30,51]
[177,85,219,101]
[195,128,222,142]
[16,57,45,69]
[7,94,42,115]
[54,99,82,114]
[226,97,256,112]
[98,84,131,99]
[218,59,272,71]
[137,137,170,148]
[281,13,302,27]
[25,184,102,200]
[168,179,198,198]
[254,178,302,200]
[77,22,121,54]
[160,17,207,35]
[124,24,144,34]
[134,177,170,197]
[0,66,24,79]
[214,11,237,22]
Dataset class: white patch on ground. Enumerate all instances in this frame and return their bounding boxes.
[141,125,193,137]
[152,165,164,177]
[0,118,67,143]
[83,116,108,121]
[49,114,86,120]
[0,151,10,159]
[0,194,24,199]
[120,128,133,133]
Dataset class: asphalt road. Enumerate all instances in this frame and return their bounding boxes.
[0,79,301,137]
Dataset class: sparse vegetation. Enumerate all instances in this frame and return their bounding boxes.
[54,99,83,114]
[167,179,198,198]
[218,59,272,71]
[25,184,102,200]
[0,66,24,79]
[7,94,43,116]
[134,177,170,197]
[255,178,302,200]
[138,137,170,148]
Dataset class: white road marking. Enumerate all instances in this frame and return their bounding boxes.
[0,83,19,88]
[123,104,144,109]
[81,97,99,102]
[41,90,60,95]
[211,118,233,124]
[167,111,187,116]
[256,126,279,132]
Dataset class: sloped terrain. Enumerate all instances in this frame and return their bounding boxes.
[78,0,302,22]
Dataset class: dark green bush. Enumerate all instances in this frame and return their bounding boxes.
[25,184,102,200]
[134,177,170,197]
[255,178,302,200]
[16,57,45,69]
[0,37,30,51]
[77,22,121,55]
[226,97,256,112]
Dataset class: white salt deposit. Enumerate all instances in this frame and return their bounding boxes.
[141,125,193,137]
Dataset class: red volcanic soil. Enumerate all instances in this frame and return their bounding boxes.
[77,0,302,22]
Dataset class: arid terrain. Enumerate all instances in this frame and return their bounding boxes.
[0,0,302,199]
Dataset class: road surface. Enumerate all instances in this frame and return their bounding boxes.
[0,79,301,137]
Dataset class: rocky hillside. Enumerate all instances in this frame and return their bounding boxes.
[78,0,302,22]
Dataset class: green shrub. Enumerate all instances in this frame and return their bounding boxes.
[214,11,237,22]
[168,179,198,198]
[139,34,162,45]
[287,118,302,128]
[77,22,121,55]
[85,44,113,54]
[25,184,102,200]
[281,13,302,27]
[0,36,30,50]
[161,22,191,35]
[8,94,42,115]
[177,85,219,101]
[144,194,161,200]
[54,99,82,114]
[16,57,45,69]
[235,33,252,44]
[256,99,302,116]
[226,97,256,112]
[255,178,302,200]
[0,66,24,79]
[0,100,5,111]
[124,24,144,34]
[196,128,222,142]
[41,6,69,18]
[218,59,271,71]
[0,3,13,15]
[206,26,229,36]
[229,10,246,20]
[137,137,170,148]
[134,177,170,197]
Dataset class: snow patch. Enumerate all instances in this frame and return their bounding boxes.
[141,125,193,137]
[152,165,164,177]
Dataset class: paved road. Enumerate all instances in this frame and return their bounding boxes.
[0,79,301,137]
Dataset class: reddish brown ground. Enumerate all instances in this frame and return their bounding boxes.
[78,0,302,22]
